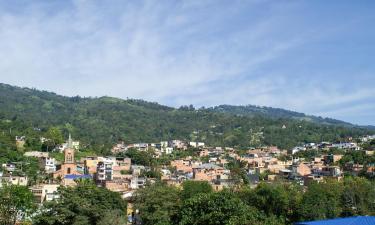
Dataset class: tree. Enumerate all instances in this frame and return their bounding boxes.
[97,210,128,225]
[341,177,375,216]
[0,184,35,225]
[226,159,249,185]
[181,180,212,201]
[33,181,126,225]
[179,191,263,225]
[133,182,180,225]
[300,181,343,221]
[239,182,302,223]
[121,148,155,167]
[43,127,64,151]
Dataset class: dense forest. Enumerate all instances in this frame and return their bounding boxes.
[0,83,373,153]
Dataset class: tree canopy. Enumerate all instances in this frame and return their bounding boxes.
[32,180,127,225]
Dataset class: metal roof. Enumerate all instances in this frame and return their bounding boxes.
[295,216,375,225]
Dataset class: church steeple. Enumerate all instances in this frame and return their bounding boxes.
[64,133,75,164]
[68,133,73,149]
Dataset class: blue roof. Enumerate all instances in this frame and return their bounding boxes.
[64,174,92,179]
[295,216,375,225]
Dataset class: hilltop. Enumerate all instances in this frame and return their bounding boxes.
[0,83,372,151]
[209,105,353,126]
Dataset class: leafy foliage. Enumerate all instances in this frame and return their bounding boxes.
[133,182,181,225]
[32,181,126,225]
[131,178,374,225]
[300,181,343,220]
[181,180,212,200]
[179,191,263,225]
[0,184,35,225]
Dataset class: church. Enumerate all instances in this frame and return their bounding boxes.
[53,134,91,186]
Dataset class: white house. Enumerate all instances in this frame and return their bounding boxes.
[44,157,57,173]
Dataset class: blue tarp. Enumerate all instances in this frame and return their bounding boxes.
[295,216,375,225]
[64,174,92,179]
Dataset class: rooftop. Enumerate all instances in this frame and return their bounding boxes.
[295,216,375,225]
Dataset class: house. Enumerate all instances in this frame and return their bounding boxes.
[2,163,16,172]
[96,160,113,182]
[291,146,306,154]
[172,140,187,149]
[193,163,225,182]
[304,143,317,149]
[24,151,49,158]
[323,154,343,164]
[15,136,26,149]
[365,150,374,155]
[162,147,174,154]
[279,169,293,179]
[199,149,210,157]
[0,175,28,187]
[189,142,205,148]
[304,174,324,186]
[56,138,80,153]
[43,157,57,173]
[212,179,236,191]
[130,176,146,189]
[105,179,131,193]
[133,143,148,151]
[83,156,103,175]
[265,160,288,173]
[151,143,162,150]
[292,163,312,176]
[361,135,375,142]
[331,142,360,150]
[30,184,60,203]
[131,165,145,176]
[171,160,195,173]
[313,166,342,177]
[111,142,127,154]
[367,164,375,176]
[112,157,131,177]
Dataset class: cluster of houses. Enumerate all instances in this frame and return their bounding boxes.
[111,140,205,155]
[291,141,362,154]
[1,134,374,205]
[1,135,150,203]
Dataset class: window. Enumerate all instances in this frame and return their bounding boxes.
[67,168,71,174]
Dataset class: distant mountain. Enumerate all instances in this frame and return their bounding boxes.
[209,105,353,126]
[0,83,373,151]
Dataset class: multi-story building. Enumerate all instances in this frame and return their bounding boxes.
[43,157,57,173]
[96,160,113,182]
[30,184,60,203]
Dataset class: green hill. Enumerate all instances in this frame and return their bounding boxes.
[209,105,353,126]
[0,83,372,152]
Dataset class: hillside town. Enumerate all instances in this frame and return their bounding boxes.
[2,132,375,222]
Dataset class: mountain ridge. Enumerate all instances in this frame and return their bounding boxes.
[0,82,361,126]
[208,104,354,127]
[0,83,373,151]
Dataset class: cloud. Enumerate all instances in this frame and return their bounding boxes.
[0,0,374,125]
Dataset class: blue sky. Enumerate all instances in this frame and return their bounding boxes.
[0,0,374,125]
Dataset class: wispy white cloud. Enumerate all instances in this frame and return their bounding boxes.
[0,0,374,125]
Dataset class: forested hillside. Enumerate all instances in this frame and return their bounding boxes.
[0,83,373,152]
[209,105,353,126]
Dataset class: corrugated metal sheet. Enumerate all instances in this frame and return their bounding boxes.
[295,216,375,225]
